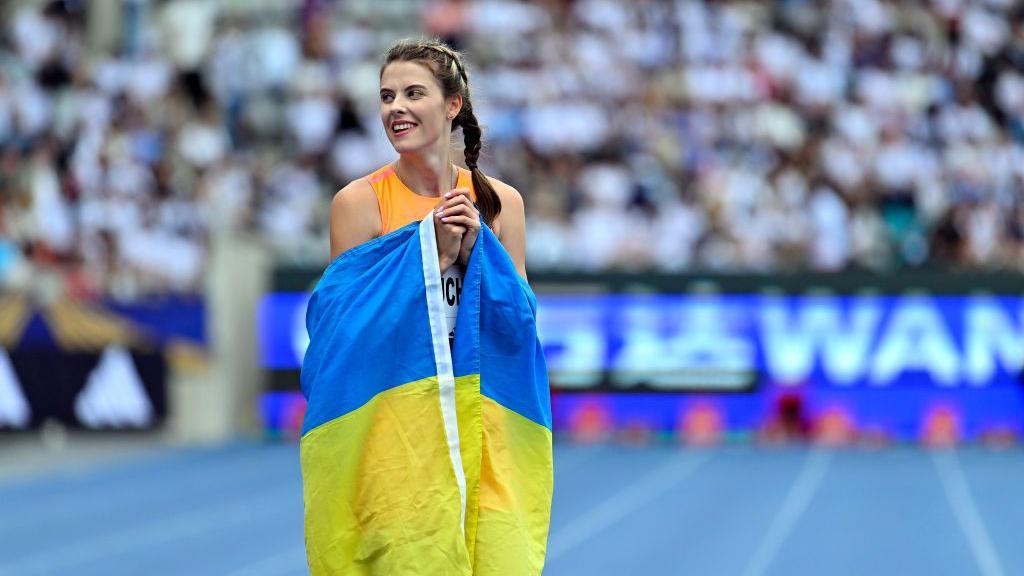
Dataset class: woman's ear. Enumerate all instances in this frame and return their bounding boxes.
[447,94,463,121]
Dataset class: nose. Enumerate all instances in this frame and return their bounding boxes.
[385,95,408,115]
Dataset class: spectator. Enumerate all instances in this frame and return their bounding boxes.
[0,0,1021,302]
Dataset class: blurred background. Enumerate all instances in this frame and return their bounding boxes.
[1,0,1023,575]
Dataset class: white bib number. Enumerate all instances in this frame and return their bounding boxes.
[441,264,464,339]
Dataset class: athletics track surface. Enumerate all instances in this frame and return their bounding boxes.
[1,440,1022,576]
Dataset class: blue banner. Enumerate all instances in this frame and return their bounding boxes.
[539,294,1024,390]
[257,292,310,369]
[259,292,1024,390]
[258,292,1024,439]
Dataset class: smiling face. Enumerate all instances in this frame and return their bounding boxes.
[379,60,462,155]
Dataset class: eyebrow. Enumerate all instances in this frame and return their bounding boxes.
[380,83,429,94]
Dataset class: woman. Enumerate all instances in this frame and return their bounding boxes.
[329,40,527,315]
[300,39,552,576]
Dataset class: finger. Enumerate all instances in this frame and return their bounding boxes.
[437,203,478,219]
[444,187,471,199]
[433,208,468,223]
[440,215,479,228]
[437,201,479,220]
[437,196,473,212]
[442,211,479,227]
[443,224,466,235]
[436,200,473,217]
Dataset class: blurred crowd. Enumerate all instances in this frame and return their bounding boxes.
[0,0,1022,299]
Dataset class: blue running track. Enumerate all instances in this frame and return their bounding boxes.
[1,441,1022,575]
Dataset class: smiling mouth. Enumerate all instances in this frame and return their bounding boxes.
[391,121,417,137]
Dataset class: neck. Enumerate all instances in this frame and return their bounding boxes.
[395,149,454,198]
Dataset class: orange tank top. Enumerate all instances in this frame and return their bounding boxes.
[366,164,476,235]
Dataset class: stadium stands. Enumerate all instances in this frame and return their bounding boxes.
[0,0,1021,300]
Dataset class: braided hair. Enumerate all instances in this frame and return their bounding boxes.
[381,39,502,227]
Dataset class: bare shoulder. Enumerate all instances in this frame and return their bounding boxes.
[332,177,377,211]
[484,175,528,279]
[485,176,524,210]
[330,177,381,259]
[484,175,525,236]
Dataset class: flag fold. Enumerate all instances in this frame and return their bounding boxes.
[301,215,552,575]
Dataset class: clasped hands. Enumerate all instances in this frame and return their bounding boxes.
[434,187,479,273]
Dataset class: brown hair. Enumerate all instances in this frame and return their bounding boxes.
[381,38,501,226]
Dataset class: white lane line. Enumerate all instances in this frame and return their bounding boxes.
[0,484,295,576]
[224,544,307,576]
[933,450,1007,576]
[547,450,714,562]
[740,448,832,576]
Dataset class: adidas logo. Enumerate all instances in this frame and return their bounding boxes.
[0,347,30,428]
[75,346,154,428]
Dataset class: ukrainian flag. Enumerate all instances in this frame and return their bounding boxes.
[300,215,552,575]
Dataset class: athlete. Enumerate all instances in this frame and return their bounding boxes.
[329,39,527,339]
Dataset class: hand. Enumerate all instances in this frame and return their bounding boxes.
[435,188,480,266]
[434,199,465,273]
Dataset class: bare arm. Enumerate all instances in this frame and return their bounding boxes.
[329,179,381,260]
[491,180,528,281]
